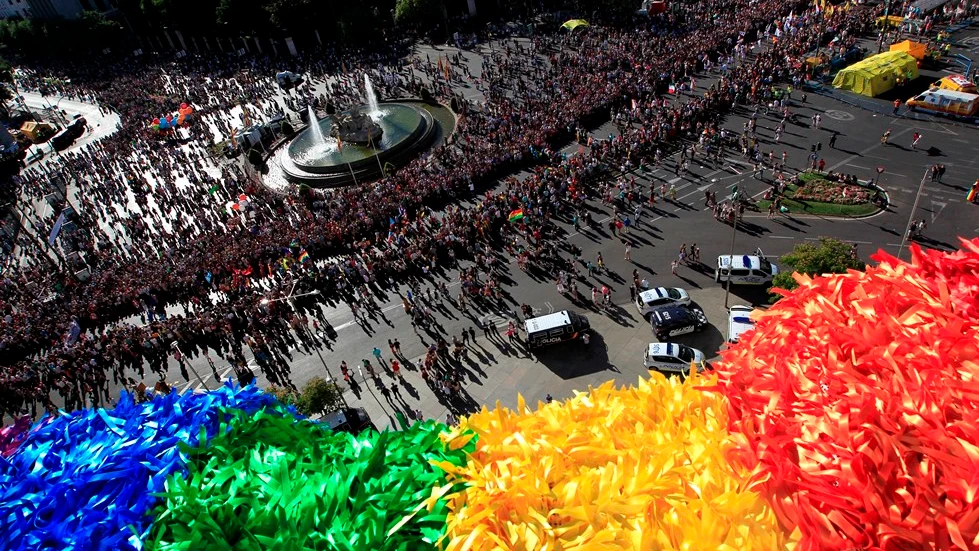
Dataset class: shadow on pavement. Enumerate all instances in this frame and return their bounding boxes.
[532,333,616,380]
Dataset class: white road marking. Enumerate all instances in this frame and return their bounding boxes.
[929,200,947,223]
[827,127,914,174]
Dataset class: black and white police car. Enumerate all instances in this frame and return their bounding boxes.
[635,287,690,318]
[649,304,708,341]
[643,342,706,374]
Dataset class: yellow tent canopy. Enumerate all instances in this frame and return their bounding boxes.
[876,15,904,28]
[561,19,590,31]
[890,40,927,60]
[832,51,919,97]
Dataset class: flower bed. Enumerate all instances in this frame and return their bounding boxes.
[792,175,872,205]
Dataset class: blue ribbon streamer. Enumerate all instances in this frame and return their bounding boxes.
[0,381,284,551]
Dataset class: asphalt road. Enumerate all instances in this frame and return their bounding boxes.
[83,27,979,427]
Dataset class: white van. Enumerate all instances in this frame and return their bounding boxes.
[715,250,779,286]
[276,71,302,87]
[727,305,759,343]
[525,310,590,348]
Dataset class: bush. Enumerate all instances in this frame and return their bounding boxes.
[267,385,301,408]
[419,87,433,103]
[247,147,264,167]
[769,237,867,302]
[296,376,344,416]
[280,121,294,135]
[450,97,459,113]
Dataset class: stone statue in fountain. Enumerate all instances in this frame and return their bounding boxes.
[329,110,383,146]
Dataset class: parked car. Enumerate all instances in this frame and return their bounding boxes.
[727,305,758,344]
[643,342,706,374]
[649,304,708,341]
[715,250,779,286]
[635,287,690,318]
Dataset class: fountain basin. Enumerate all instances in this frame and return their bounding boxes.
[281,102,436,186]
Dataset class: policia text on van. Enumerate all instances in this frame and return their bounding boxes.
[524,311,590,348]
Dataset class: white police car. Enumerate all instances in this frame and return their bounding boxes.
[635,287,690,318]
[715,250,779,286]
[643,342,706,374]
[649,304,708,341]
[727,305,758,343]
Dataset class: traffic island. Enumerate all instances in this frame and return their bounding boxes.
[758,172,886,217]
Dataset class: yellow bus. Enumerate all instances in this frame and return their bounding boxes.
[906,89,979,118]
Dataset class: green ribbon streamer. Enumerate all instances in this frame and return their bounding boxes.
[146,407,475,551]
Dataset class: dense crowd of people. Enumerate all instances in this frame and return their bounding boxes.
[0,0,879,421]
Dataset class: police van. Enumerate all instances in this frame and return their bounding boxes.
[525,310,590,348]
[715,250,779,286]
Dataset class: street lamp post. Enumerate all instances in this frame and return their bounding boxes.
[174,342,210,390]
[896,169,930,261]
[262,284,348,409]
[723,208,739,310]
[358,365,394,424]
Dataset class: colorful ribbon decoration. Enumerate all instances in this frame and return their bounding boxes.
[715,239,979,551]
[1,239,977,550]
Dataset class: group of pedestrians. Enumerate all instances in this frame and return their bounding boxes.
[0,0,880,422]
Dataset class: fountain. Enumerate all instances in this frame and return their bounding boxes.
[305,105,337,156]
[364,74,382,121]
[270,80,455,189]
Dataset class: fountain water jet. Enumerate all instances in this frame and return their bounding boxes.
[306,106,336,156]
[364,74,382,121]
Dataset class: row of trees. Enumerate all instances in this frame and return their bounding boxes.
[0,0,642,57]
[0,11,125,55]
[0,0,397,55]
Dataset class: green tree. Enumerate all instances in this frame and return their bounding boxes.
[216,0,266,34]
[0,57,13,85]
[770,237,866,301]
[394,0,441,27]
[266,385,302,408]
[572,0,638,18]
[296,377,345,416]
[265,0,322,32]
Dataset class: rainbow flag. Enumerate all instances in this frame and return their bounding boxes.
[298,250,310,264]
[508,209,524,222]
